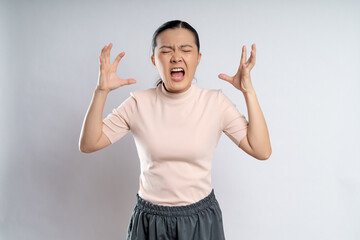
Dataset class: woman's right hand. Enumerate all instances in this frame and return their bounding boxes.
[97,43,136,92]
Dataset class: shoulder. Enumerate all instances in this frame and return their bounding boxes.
[131,86,156,97]
[194,84,222,100]
[127,86,157,101]
[195,85,232,109]
[114,87,156,110]
[200,86,237,111]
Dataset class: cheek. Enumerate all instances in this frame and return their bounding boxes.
[185,56,198,72]
[160,56,171,65]
[156,57,168,71]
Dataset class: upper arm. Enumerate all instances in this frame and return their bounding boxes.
[239,135,270,160]
[94,132,112,151]
[238,135,259,159]
[82,131,111,153]
[101,95,135,144]
[238,135,254,156]
[218,90,249,147]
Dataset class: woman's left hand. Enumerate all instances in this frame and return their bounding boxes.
[218,44,256,94]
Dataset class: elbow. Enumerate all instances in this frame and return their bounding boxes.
[79,141,94,154]
[258,149,271,160]
[79,145,90,153]
[258,153,271,160]
[257,148,272,160]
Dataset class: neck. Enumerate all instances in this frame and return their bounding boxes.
[163,83,191,93]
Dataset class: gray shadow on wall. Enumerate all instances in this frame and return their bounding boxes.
[74,133,140,239]
[3,101,140,239]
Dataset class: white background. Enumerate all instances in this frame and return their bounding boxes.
[1,0,359,239]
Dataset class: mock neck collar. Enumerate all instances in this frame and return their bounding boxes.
[157,82,195,102]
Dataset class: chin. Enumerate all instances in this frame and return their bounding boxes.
[164,78,191,92]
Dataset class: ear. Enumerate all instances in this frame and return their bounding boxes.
[197,53,202,66]
[151,55,156,68]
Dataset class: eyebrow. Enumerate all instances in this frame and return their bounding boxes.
[159,45,193,50]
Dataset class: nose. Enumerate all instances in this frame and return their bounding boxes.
[170,50,182,63]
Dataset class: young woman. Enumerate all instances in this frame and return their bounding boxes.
[79,20,271,240]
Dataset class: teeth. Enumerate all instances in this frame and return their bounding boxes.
[171,68,184,72]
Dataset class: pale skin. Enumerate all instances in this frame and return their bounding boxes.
[78,43,136,153]
[150,28,201,94]
[79,29,271,160]
[219,44,272,160]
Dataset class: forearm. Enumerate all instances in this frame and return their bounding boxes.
[243,88,271,158]
[79,87,109,151]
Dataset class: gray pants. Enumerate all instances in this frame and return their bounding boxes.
[126,189,226,240]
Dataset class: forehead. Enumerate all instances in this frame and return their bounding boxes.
[156,28,196,46]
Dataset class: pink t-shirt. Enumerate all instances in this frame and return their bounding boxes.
[102,82,248,206]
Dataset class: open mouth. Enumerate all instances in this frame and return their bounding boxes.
[170,67,185,80]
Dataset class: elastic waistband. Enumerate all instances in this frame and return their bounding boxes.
[135,189,218,217]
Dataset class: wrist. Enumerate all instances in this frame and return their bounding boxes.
[242,88,256,96]
[94,86,110,95]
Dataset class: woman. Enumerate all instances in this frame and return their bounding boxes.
[79,20,271,240]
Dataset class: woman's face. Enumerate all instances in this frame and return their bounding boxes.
[151,28,202,93]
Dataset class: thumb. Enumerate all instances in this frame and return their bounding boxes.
[125,78,137,85]
[218,73,233,83]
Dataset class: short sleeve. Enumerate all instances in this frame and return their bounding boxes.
[218,89,248,146]
[102,94,137,144]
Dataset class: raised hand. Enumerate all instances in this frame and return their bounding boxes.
[97,43,136,92]
[218,44,256,93]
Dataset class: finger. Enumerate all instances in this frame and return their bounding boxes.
[100,45,106,64]
[119,78,137,87]
[242,45,246,63]
[218,73,233,83]
[113,52,125,69]
[247,44,256,68]
[106,43,112,64]
[108,42,113,56]
[99,50,107,70]
[124,78,137,85]
[99,55,103,69]
[239,45,246,70]
[101,44,107,54]
[103,45,109,64]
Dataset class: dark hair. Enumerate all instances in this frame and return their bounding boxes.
[151,20,200,87]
